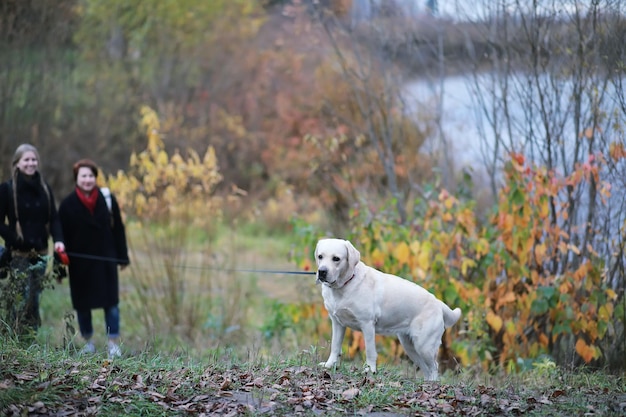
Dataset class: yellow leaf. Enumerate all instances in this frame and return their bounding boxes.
[598,304,613,322]
[157,150,168,166]
[416,242,431,270]
[461,257,476,276]
[505,320,517,337]
[393,242,410,265]
[529,342,539,357]
[409,240,421,254]
[486,311,503,333]
[371,248,385,268]
[455,346,471,366]
[534,243,547,261]
[444,196,455,210]
[606,289,617,300]
[475,238,490,258]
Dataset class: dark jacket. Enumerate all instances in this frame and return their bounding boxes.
[0,172,63,252]
[58,188,129,310]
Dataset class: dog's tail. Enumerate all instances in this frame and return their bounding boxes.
[441,303,462,328]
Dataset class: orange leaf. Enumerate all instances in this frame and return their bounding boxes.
[511,152,525,166]
[575,338,594,363]
[559,280,572,294]
[348,331,364,358]
[534,243,548,262]
[495,291,516,310]
[609,142,626,161]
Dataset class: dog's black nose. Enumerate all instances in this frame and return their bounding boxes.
[318,268,328,281]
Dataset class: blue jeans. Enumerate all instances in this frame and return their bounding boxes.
[76,305,120,339]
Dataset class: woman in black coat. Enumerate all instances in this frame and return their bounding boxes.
[58,159,129,358]
[0,144,65,333]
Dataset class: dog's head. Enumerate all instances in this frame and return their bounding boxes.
[315,238,360,288]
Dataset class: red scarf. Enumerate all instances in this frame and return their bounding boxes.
[76,186,99,214]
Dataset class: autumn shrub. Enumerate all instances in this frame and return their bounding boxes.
[180,3,437,226]
[106,106,250,347]
[292,153,624,374]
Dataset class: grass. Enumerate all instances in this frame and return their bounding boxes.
[30,220,315,355]
[1,336,625,416]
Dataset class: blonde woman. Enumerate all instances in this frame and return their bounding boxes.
[0,144,65,333]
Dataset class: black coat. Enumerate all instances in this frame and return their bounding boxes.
[58,189,129,311]
[0,172,63,252]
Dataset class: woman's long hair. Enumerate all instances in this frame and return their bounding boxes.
[11,144,51,241]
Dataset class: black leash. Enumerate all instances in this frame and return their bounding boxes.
[65,251,316,276]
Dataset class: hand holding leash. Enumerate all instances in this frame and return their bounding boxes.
[53,248,69,283]
[54,248,70,265]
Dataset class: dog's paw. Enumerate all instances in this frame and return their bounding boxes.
[321,360,337,369]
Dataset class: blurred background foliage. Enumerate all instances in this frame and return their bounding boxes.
[1,0,625,375]
[0,0,435,228]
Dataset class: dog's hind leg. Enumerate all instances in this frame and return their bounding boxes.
[399,312,445,381]
[398,333,440,381]
[397,333,433,380]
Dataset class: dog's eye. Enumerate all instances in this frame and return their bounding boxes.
[332,256,340,262]
[318,254,323,259]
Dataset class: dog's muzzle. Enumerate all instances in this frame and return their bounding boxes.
[317,267,328,283]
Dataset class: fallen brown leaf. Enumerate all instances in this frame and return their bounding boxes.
[342,387,360,400]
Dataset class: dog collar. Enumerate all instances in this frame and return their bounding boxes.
[340,273,355,288]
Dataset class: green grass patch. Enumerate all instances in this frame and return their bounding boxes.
[24,220,317,357]
[1,337,624,416]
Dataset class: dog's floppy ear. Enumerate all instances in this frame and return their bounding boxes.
[344,239,360,274]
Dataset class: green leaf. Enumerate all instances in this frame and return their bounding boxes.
[537,286,555,296]
[511,188,525,207]
[531,298,549,315]
[553,322,572,335]
[443,285,459,305]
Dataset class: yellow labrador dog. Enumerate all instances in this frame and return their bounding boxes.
[315,238,462,381]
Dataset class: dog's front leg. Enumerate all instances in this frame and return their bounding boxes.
[321,316,345,369]
[361,323,377,373]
